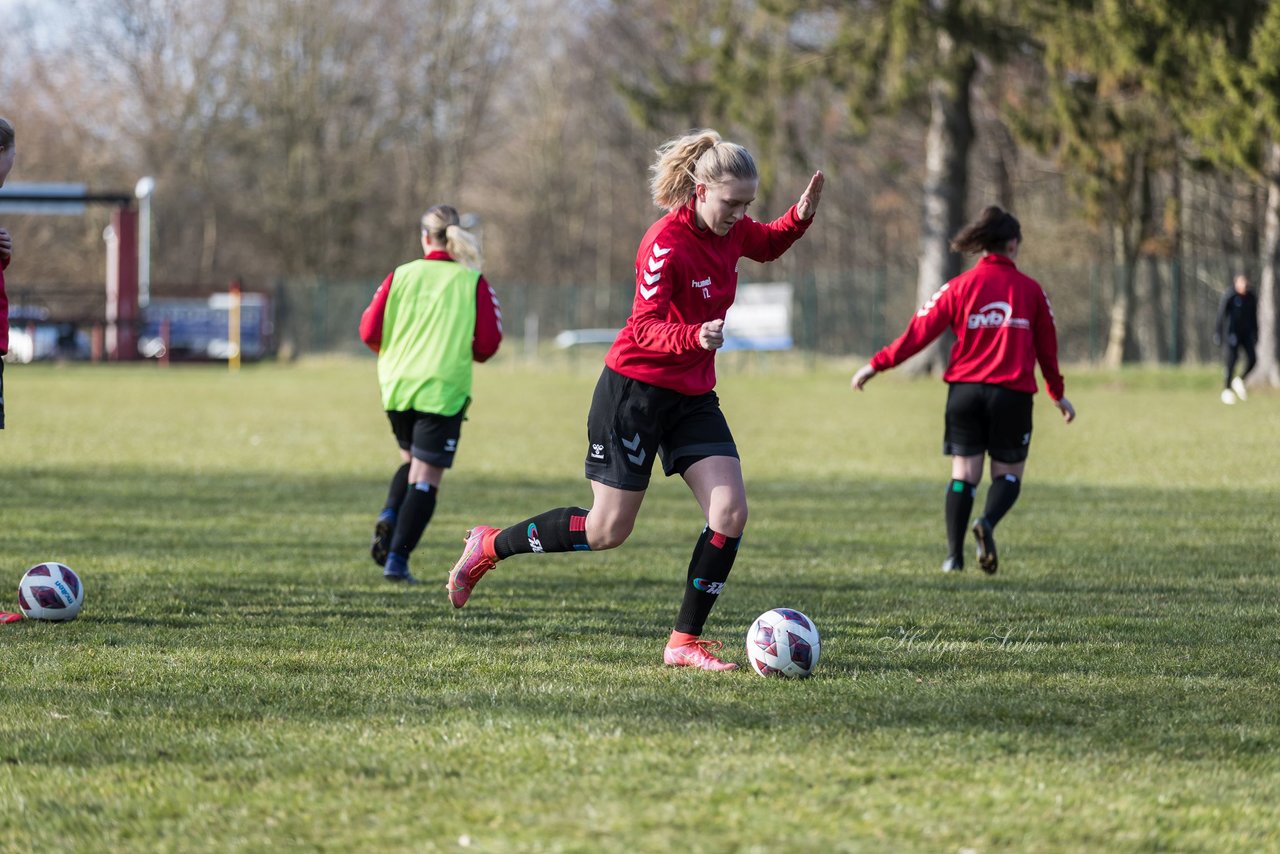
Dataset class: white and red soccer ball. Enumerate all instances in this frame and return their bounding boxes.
[17,562,84,621]
[746,608,820,678]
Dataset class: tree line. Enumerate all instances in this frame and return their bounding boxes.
[2,0,1277,381]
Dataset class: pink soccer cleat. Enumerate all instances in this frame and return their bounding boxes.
[447,526,500,609]
[663,637,739,671]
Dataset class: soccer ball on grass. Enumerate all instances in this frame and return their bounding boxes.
[746,608,820,678]
[17,562,85,621]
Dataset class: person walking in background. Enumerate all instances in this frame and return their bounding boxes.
[446,129,823,671]
[360,205,502,583]
[1215,273,1258,405]
[851,206,1075,575]
[0,117,17,431]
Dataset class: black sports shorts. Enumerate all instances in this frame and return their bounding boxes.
[943,382,1033,463]
[386,400,469,467]
[584,366,738,491]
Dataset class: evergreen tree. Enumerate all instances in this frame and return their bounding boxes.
[737,0,1037,373]
[1014,1,1187,366]
[1171,1,1280,385]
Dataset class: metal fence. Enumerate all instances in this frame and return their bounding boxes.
[274,256,1239,365]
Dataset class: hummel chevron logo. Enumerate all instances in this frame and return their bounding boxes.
[647,256,666,272]
[643,271,661,285]
[652,244,671,256]
[622,433,646,466]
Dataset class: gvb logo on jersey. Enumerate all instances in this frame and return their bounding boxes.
[526,523,544,553]
[967,301,1030,330]
[693,578,725,595]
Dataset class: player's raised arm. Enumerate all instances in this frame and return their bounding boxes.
[796,170,824,221]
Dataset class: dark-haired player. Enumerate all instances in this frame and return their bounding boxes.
[852,205,1075,574]
[1215,273,1258,404]
[447,128,823,670]
[0,117,17,431]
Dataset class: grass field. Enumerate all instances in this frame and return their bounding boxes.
[1,356,1278,852]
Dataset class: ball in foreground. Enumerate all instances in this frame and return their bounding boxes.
[18,562,84,621]
[746,608,820,678]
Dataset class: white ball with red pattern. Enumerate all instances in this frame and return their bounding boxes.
[17,562,85,621]
[746,608,820,678]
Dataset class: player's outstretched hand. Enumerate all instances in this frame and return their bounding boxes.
[0,228,12,265]
[796,171,824,221]
[699,318,725,350]
[1056,396,1076,424]
[851,364,877,391]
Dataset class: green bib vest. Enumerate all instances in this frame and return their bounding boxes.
[377,259,480,414]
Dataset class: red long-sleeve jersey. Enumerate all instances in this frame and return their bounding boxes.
[605,201,812,395]
[0,254,9,354]
[359,250,502,361]
[870,254,1065,400]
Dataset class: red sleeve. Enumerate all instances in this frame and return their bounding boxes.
[1033,287,1065,400]
[359,273,393,353]
[737,204,813,264]
[472,275,502,362]
[869,282,956,371]
[629,248,702,353]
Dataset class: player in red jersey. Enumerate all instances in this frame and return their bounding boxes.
[851,206,1076,574]
[448,129,823,670]
[0,117,17,430]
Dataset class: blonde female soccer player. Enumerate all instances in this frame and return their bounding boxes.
[360,205,502,583]
[448,129,823,670]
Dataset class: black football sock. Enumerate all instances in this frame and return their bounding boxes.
[982,474,1021,528]
[390,481,438,559]
[383,463,410,518]
[493,507,591,558]
[945,480,977,559]
[674,528,742,635]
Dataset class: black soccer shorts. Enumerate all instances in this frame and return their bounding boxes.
[386,400,469,468]
[943,382,1033,463]
[584,367,738,491]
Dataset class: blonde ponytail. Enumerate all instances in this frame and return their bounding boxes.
[649,128,759,211]
[444,223,482,270]
[421,204,482,270]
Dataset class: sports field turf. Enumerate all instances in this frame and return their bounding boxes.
[1,357,1277,851]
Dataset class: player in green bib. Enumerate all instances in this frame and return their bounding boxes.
[360,205,503,582]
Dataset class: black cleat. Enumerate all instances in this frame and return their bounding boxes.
[941,555,964,573]
[370,514,394,567]
[972,517,998,575]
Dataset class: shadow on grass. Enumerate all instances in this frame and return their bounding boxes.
[2,466,1277,762]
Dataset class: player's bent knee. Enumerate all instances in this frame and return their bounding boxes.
[709,502,748,538]
[587,524,631,551]
[585,513,634,550]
